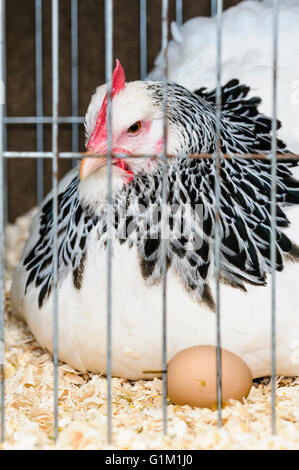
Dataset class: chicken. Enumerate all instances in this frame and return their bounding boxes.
[11,59,299,380]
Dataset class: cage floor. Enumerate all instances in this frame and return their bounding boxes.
[1,211,299,450]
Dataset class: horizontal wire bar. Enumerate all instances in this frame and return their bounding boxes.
[3,116,84,124]
[3,151,299,160]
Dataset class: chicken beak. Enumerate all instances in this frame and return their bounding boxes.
[80,155,107,180]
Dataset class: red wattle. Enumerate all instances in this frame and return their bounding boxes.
[115,158,134,183]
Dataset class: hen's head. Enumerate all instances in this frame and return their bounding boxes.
[79,60,190,204]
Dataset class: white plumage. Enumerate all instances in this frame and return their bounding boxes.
[148,0,299,152]
[11,0,299,381]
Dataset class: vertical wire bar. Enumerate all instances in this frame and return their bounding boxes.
[175,0,183,27]
[0,0,5,444]
[139,0,147,80]
[105,0,113,445]
[161,0,168,436]
[52,0,59,442]
[270,0,279,436]
[35,0,44,206]
[1,0,5,154]
[71,0,79,165]
[215,0,223,428]
[211,0,217,17]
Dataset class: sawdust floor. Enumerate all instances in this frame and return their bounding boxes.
[1,210,299,450]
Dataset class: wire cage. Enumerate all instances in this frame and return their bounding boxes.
[0,0,287,447]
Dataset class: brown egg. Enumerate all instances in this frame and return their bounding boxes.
[167,345,252,409]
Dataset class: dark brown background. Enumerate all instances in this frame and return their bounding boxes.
[5,0,241,221]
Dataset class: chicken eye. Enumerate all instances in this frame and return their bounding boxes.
[128,121,142,134]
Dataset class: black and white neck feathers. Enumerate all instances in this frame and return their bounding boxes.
[147,79,287,156]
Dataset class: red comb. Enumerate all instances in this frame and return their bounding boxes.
[87,59,126,150]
